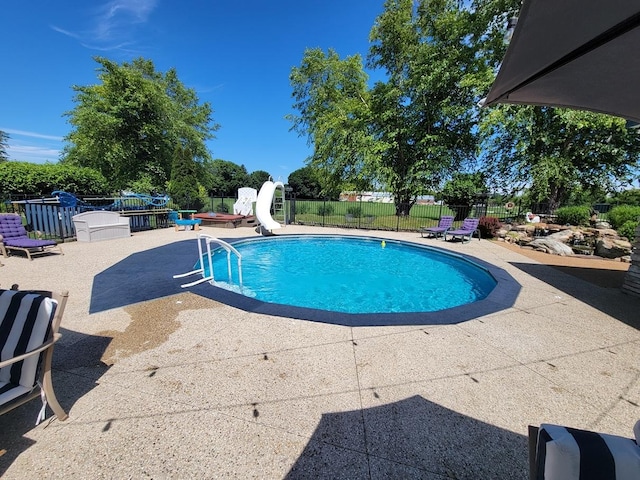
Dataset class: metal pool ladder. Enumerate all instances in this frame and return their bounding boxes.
[173,234,243,290]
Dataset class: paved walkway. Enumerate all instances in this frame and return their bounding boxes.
[1,225,639,479]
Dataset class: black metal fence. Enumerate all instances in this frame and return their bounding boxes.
[0,192,616,240]
[286,198,525,232]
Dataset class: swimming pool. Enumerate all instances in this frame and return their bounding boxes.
[199,235,496,315]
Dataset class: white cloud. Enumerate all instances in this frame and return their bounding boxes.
[50,0,158,53]
[49,25,81,40]
[2,129,64,163]
[1,128,64,142]
[7,144,61,164]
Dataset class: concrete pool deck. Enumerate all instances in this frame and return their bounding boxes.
[1,225,639,479]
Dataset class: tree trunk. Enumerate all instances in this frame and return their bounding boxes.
[394,193,414,216]
[395,202,412,216]
[452,205,472,221]
[546,184,567,213]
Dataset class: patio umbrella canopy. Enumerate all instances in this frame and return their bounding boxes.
[483,0,640,298]
[483,0,640,123]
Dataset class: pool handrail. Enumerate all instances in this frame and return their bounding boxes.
[206,236,243,289]
[173,234,243,290]
[172,234,212,287]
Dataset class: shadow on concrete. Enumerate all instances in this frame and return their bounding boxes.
[285,395,528,479]
[510,262,640,331]
[548,265,628,289]
[89,240,196,314]
[0,328,112,476]
[90,237,521,327]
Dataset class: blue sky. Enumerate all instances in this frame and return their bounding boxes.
[1,0,385,182]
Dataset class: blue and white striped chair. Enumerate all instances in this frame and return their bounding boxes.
[0,288,69,425]
[529,422,640,479]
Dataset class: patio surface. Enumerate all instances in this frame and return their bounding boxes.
[1,225,639,479]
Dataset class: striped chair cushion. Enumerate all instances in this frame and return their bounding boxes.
[536,423,640,480]
[0,290,57,405]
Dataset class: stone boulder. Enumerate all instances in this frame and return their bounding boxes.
[547,229,577,243]
[594,221,612,229]
[595,237,633,259]
[503,230,529,243]
[527,237,574,256]
[595,228,619,237]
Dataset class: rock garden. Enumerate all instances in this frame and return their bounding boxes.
[485,205,640,262]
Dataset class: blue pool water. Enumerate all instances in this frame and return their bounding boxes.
[199,235,496,315]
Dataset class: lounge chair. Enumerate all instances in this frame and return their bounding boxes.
[528,422,640,480]
[0,287,69,425]
[444,218,481,243]
[0,213,63,260]
[419,215,454,239]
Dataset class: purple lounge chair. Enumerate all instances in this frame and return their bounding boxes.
[0,214,63,260]
[444,218,481,243]
[420,215,454,239]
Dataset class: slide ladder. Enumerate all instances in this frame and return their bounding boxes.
[173,234,243,290]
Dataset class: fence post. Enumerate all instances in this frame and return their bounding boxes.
[322,198,326,227]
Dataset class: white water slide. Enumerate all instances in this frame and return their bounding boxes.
[255,180,285,234]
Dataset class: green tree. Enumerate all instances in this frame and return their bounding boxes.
[203,159,248,197]
[368,0,500,214]
[247,170,271,191]
[611,188,640,206]
[62,57,218,192]
[287,166,324,199]
[168,146,204,210]
[288,48,380,196]
[480,106,640,211]
[441,172,486,219]
[0,130,8,161]
[289,0,509,216]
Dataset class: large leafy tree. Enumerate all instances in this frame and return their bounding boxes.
[288,48,380,196]
[287,166,324,199]
[368,0,506,214]
[62,57,218,192]
[479,106,640,211]
[289,0,510,215]
[246,170,271,191]
[0,130,8,161]
[203,159,249,197]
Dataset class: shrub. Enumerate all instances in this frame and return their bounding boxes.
[478,216,501,238]
[554,205,592,226]
[317,203,334,216]
[607,205,640,229]
[618,220,638,242]
[346,205,362,217]
[0,161,109,196]
[215,202,229,213]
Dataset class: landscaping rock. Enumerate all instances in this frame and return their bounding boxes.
[547,229,576,243]
[595,237,633,259]
[594,221,612,229]
[505,230,528,244]
[527,237,574,256]
[595,228,618,237]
